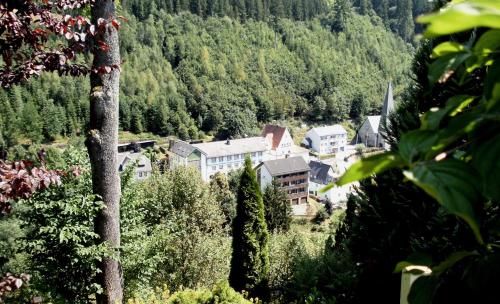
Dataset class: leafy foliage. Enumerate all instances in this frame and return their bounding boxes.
[121,166,229,297]
[335,0,500,302]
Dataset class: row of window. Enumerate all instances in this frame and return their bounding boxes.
[276,172,307,179]
[281,179,307,187]
[209,151,263,164]
[320,134,346,140]
[287,187,306,194]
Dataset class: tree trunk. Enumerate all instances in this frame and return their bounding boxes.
[85,1,123,303]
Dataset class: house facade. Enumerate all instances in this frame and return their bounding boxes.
[304,125,348,155]
[309,160,352,205]
[257,156,310,205]
[357,82,395,148]
[193,137,270,182]
[118,152,153,181]
[169,140,202,171]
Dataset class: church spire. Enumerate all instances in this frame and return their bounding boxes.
[381,82,394,121]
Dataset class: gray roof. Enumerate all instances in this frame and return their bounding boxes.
[262,156,310,176]
[309,160,332,184]
[118,152,152,172]
[310,125,347,137]
[193,137,269,158]
[170,140,196,158]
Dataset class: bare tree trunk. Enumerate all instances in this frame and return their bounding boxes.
[85,1,123,303]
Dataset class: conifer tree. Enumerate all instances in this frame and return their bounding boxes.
[229,157,270,299]
[263,180,292,233]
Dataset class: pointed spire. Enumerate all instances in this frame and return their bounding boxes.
[381,82,394,120]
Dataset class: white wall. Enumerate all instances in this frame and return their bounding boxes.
[276,129,294,156]
[259,165,273,192]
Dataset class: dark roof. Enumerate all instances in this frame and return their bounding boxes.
[309,160,332,184]
[170,140,196,157]
[262,156,310,176]
[262,124,286,150]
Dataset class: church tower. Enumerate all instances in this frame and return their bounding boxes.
[377,82,394,148]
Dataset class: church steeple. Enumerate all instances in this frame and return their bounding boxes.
[381,82,394,121]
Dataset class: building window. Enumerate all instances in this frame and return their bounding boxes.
[282,181,290,187]
[228,164,233,169]
[210,158,216,163]
[258,151,263,156]
[251,152,256,157]
[228,155,232,161]
[138,172,143,177]
[218,157,224,162]
[212,166,216,171]
[219,165,224,169]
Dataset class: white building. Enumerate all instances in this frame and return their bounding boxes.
[193,137,270,182]
[308,160,353,205]
[357,82,395,149]
[118,152,152,181]
[262,124,310,162]
[303,125,348,155]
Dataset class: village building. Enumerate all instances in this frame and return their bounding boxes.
[257,156,310,205]
[262,124,310,162]
[193,137,270,182]
[117,152,153,181]
[357,82,395,148]
[303,124,348,155]
[168,140,202,171]
[308,160,353,205]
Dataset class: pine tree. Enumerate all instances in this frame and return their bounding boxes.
[263,180,291,233]
[331,0,352,32]
[396,0,414,42]
[229,157,270,299]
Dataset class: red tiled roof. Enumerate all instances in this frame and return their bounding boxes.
[262,124,286,150]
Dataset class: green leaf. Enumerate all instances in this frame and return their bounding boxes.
[408,276,439,304]
[420,96,475,131]
[474,29,500,56]
[418,1,500,37]
[399,130,439,163]
[471,133,500,201]
[335,152,404,186]
[428,52,470,85]
[484,59,500,105]
[432,41,466,58]
[432,251,478,275]
[403,159,483,244]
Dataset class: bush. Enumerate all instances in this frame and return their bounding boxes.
[127,281,252,304]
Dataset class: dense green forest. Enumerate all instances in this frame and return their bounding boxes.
[0,2,413,147]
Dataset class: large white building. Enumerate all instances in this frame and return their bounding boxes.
[357,82,395,149]
[117,152,152,181]
[303,125,348,155]
[193,137,270,182]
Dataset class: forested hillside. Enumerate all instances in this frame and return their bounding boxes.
[0,3,412,147]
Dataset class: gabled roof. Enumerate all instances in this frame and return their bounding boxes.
[118,152,152,172]
[310,125,347,137]
[261,124,287,149]
[309,160,333,184]
[366,115,381,133]
[170,140,196,158]
[261,156,310,176]
[193,137,269,158]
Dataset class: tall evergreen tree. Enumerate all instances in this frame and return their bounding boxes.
[263,180,292,233]
[229,157,270,299]
[396,0,414,42]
